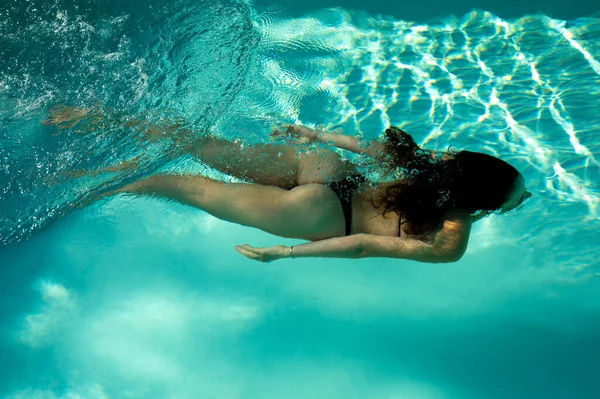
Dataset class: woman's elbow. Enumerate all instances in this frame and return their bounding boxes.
[435,245,467,263]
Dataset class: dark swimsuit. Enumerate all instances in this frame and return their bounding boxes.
[325,175,367,236]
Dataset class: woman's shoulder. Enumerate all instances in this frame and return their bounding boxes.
[400,211,472,243]
[429,212,473,244]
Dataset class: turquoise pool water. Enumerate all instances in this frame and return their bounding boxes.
[1,0,599,398]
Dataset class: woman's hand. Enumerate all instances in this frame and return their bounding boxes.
[270,124,319,144]
[234,244,289,263]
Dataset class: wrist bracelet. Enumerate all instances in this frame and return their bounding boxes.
[289,246,295,259]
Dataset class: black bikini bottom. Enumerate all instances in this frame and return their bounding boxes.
[325,175,366,236]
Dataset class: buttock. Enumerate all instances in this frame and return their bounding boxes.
[284,184,346,240]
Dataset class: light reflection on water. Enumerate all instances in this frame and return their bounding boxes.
[1,4,600,399]
[0,5,597,264]
[218,7,600,273]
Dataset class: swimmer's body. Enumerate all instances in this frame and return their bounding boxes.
[45,107,531,263]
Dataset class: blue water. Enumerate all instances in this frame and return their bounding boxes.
[1,1,600,398]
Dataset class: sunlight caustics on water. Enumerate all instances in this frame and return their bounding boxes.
[1,1,600,399]
[248,9,600,205]
[218,7,600,272]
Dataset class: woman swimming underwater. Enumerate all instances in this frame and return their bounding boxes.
[46,108,532,263]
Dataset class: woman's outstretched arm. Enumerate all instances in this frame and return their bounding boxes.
[235,213,472,263]
[274,125,387,159]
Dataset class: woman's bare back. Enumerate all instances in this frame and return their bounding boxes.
[349,182,403,237]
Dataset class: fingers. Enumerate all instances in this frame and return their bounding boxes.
[234,244,260,261]
[270,125,315,147]
[234,244,279,263]
[234,245,253,258]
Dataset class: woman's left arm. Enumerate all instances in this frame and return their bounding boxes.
[235,213,472,263]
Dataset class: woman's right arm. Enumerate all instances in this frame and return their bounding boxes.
[275,125,386,160]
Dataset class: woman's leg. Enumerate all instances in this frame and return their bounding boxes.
[193,136,355,189]
[192,136,303,189]
[116,174,345,240]
[43,105,353,189]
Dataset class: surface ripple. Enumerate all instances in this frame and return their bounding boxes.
[0,0,258,245]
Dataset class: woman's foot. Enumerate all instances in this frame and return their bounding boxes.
[42,104,105,133]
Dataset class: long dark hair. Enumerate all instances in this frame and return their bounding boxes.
[376,127,520,235]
